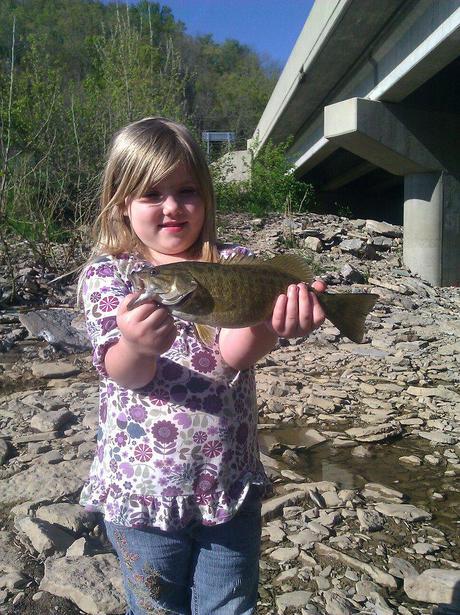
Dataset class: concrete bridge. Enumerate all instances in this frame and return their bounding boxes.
[251,0,460,286]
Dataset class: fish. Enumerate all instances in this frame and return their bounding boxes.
[127,253,378,346]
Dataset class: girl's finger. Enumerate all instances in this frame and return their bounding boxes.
[143,306,172,327]
[297,283,313,332]
[284,285,299,330]
[312,279,327,293]
[311,279,327,328]
[271,293,287,333]
[118,293,139,314]
[119,293,159,321]
[311,293,326,328]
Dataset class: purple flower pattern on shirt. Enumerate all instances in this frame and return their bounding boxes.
[152,421,178,444]
[129,405,147,423]
[191,350,217,374]
[134,444,152,462]
[99,295,119,312]
[79,250,269,531]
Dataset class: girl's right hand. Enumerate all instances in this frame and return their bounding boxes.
[116,293,177,357]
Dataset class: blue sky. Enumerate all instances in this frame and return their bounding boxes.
[160,0,315,66]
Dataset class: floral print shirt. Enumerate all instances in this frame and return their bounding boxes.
[79,248,269,530]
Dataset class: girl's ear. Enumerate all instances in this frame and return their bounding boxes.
[123,196,131,217]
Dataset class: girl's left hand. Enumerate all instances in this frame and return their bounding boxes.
[268,280,327,338]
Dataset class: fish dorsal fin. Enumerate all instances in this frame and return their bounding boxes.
[218,251,314,283]
[264,254,314,284]
[218,253,257,265]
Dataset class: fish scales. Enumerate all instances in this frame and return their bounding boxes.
[174,262,297,327]
[127,254,379,344]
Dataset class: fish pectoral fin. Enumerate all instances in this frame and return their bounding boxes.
[317,292,379,344]
[194,324,216,347]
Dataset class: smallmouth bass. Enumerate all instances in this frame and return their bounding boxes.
[127,253,378,346]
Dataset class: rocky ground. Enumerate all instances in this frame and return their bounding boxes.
[0,212,459,615]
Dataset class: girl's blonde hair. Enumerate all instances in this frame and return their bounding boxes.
[93,117,218,262]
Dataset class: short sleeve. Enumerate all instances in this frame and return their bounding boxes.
[81,256,130,377]
[219,245,254,259]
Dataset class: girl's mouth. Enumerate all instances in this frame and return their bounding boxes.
[160,222,187,233]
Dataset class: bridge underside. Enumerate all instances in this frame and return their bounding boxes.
[253,1,460,286]
[307,58,460,286]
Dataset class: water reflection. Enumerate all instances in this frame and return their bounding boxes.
[260,427,460,560]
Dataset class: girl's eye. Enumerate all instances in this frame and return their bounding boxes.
[144,191,162,202]
[181,187,198,195]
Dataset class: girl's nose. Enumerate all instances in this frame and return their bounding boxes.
[162,195,180,215]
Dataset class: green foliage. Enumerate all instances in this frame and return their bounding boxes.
[334,201,353,218]
[213,139,315,215]
[177,35,278,146]
[0,0,280,274]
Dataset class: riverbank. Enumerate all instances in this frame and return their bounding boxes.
[0,212,459,614]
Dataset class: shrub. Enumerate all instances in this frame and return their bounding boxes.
[212,138,315,215]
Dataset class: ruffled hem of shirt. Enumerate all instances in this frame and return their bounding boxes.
[79,475,271,531]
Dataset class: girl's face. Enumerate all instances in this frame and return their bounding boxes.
[125,163,205,264]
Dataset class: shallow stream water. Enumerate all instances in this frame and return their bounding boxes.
[260,426,460,562]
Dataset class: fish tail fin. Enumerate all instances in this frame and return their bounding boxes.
[316,292,379,343]
[194,324,217,347]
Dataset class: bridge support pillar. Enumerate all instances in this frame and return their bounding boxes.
[324,97,460,286]
[404,173,460,287]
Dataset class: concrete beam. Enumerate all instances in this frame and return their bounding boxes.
[371,6,460,102]
[324,98,443,175]
[250,0,406,151]
[259,1,460,181]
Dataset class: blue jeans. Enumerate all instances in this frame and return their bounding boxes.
[105,488,262,614]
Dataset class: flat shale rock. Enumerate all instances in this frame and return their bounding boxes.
[31,361,81,379]
[40,554,126,614]
[15,516,75,557]
[287,528,324,548]
[275,590,313,613]
[365,220,402,237]
[19,308,91,351]
[404,568,460,605]
[324,590,357,615]
[374,503,432,522]
[0,459,91,505]
[345,421,402,442]
[362,483,405,503]
[269,546,299,562]
[314,543,397,590]
[356,508,384,532]
[418,430,458,445]
[261,490,306,520]
[0,530,24,568]
[30,408,75,432]
[35,502,98,533]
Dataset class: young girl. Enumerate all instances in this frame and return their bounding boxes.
[79,117,326,615]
